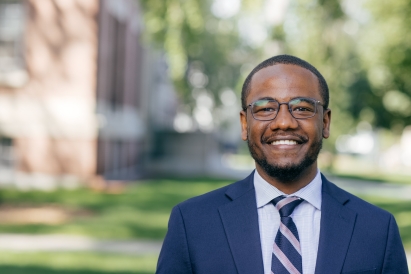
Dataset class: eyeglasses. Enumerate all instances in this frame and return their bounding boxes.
[244,97,324,121]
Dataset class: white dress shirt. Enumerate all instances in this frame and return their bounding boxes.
[254,169,322,274]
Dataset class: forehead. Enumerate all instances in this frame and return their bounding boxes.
[248,64,321,103]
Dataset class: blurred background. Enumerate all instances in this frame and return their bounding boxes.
[0,0,410,273]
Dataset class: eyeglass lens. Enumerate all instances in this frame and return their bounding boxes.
[251,98,317,120]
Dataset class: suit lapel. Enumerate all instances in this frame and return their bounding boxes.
[218,173,264,274]
[315,175,357,273]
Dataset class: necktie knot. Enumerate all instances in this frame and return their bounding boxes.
[272,195,303,217]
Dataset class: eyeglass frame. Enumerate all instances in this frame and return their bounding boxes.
[243,97,326,121]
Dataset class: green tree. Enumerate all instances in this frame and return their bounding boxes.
[357,0,411,131]
[140,0,411,144]
[273,0,360,147]
[140,0,256,109]
[282,0,411,137]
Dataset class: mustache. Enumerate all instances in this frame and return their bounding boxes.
[262,132,308,144]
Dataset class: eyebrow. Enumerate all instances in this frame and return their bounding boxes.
[256,96,275,101]
[254,96,317,102]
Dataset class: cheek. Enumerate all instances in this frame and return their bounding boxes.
[249,122,270,139]
[301,120,323,139]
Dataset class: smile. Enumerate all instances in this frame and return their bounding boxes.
[271,140,298,145]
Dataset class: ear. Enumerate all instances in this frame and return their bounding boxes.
[240,110,248,141]
[322,108,331,139]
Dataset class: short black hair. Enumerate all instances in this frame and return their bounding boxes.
[241,54,329,110]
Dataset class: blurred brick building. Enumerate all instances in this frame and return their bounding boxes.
[0,0,176,188]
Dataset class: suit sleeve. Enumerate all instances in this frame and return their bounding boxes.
[382,214,409,274]
[156,205,193,274]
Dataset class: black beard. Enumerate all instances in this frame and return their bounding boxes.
[247,138,323,183]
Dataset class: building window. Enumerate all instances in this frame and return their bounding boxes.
[0,136,15,169]
[0,0,27,88]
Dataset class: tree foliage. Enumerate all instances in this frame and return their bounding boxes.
[140,0,411,141]
[357,0,411,131]
[139,0,256,109]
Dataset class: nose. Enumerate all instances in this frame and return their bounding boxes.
[269,103,298,130]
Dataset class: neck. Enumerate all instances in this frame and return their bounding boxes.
[255,163,318,194]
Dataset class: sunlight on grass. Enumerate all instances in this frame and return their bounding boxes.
[396,212,411,227]
[0,252,157,274]
[329,156,411,185]
[0,178,231,239]
[0,177,410,250]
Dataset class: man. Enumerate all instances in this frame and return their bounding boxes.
[156,55,408,274]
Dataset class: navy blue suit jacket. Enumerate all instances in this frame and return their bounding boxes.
[157,173,408,273]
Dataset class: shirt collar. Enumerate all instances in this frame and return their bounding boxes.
[254,168,322,210]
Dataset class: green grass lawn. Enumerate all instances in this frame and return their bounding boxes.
[326,170,411,185]
[0,252,157,274]
[0,176,410,273]
[0,178,231,239]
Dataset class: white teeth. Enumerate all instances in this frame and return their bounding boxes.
[271,140,298,145]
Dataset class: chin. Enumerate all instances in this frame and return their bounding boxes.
[258,159,314,183]
[248,139,322,183]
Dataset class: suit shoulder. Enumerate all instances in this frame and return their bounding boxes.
[175,175,253,213]
[180,183,231,207]
[347,191,391,216]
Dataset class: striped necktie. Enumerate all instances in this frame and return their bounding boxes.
[271,195,304,274]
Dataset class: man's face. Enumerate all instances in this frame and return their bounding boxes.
[240,64,331,182]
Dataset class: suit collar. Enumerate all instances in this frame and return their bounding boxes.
[321,173,351,205]
[221,172,357,274]
[219,171,265,274]
[315,174,357,273]
[224,171,255,200]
